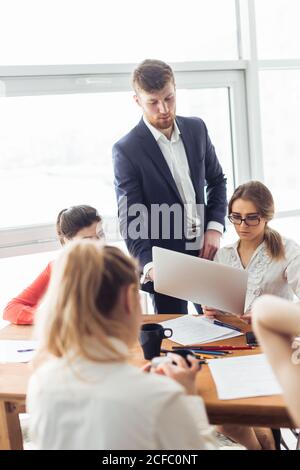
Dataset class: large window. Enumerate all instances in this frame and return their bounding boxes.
[177,88,234,195]
[0,85,235,228]
[0,0,238,64]
[255,0,300,59]
[0,91,139,227]
[260,70,300,212]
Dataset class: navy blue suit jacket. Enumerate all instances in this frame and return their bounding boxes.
[113,116,227,270]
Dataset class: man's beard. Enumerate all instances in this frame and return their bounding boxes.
[149,112,175,130]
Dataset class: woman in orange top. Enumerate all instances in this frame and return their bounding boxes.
[3,205,104,325]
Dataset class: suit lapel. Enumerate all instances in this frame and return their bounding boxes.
[136,119,184,203]
[176,117,200,199]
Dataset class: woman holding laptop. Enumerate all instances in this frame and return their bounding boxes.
[203,181,300,322]
[203,181,300,449]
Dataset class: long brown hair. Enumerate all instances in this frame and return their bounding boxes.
[36,241,139,363]
[228,181,285,259]
[56,205,102,245]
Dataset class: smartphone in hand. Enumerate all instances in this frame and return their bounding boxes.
[152,349,198,368]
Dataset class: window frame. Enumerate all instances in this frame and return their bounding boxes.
[0,64,250,257]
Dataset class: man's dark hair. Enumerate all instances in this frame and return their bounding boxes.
[132,59,175,93]
[56,205,101,245]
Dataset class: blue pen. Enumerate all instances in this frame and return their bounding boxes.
[17,348,35,353]
[171,346,229,355]
[188,348,230,355]
[187,349,228,356]
[213,320,242,333]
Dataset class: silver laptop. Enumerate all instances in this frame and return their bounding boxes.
[153,246,248,314]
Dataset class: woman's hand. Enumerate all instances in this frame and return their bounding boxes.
[240,311,252,324]
[154,353,200,395]
[141,363,151,373]
[202,305,218,319]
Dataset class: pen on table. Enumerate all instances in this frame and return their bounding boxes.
[176,345,255,350]
[213,320,242,332]
[193,354,211,361]
[194,353,220,360]
[180,351,222,359]
[188,349,231,354]
[171,347,229,356]
[186,350,228,356]
[17,348,35,353]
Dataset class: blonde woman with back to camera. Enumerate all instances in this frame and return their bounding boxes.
[27,240,217,450]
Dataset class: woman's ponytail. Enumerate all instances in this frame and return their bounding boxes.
[264,225,285,260]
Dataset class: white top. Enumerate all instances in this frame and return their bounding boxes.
[27,338,216,450]
[214,237,300,313]
[142,116,223,277]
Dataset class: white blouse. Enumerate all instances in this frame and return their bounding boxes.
[27,338,216,450]
[214,237,300,313]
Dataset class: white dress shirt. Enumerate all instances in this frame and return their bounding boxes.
[143,116,223,277]
[27,338,216,450]
[214,237,300,313]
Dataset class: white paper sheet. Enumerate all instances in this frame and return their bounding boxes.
[208,353,283,400]
[0,340,38,363]
[160,315,243,345]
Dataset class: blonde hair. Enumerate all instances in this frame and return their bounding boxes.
[228,181,285,259]
[36,240,139,364]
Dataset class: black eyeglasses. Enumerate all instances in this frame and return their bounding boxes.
[228,213,261,226]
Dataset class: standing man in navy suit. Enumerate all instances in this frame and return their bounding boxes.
[113,59,227,313]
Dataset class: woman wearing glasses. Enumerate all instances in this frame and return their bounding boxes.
[203,180,300,450]
[203,180,300,323]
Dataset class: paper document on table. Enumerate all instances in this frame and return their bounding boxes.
[208,353,282,400]
[0,340,38,363]
[159,315,243,345]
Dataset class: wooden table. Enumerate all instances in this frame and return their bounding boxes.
[0,315,294,450]
[0,324,31,450]
[131,315,294,429]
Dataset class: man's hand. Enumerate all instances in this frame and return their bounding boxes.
[200,229,221,260]
[202,306,219,319]
[147,268,154,282]
[240,312,252,324]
